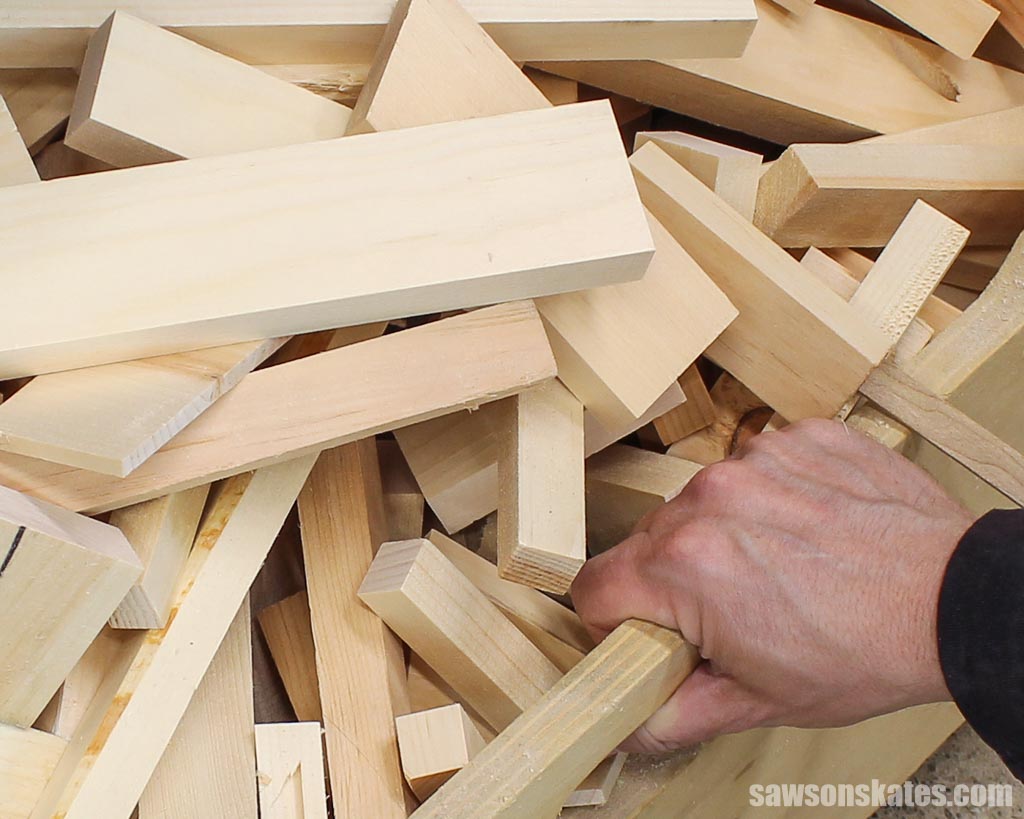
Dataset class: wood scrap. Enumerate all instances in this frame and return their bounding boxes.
[255,723,329,819]
[396,704,488,800]
[256,591,322,724]
[0,68,76,154]
[648,364,717,445]
[0,92,39,185]
[668,374,768,464]
[0,723,68,818]
[864,0,999,59]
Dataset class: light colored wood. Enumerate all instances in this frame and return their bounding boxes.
[860,361,1024,506]
[380,439,426,541]
[0,3,759,68]
[298,442,408,819]
[30,455,317,819]
[865,0,999,58]
[863,105,1024,147]
[0,92,38,184]
[634,131,762,220]
[0,723,68,818]
[0,301,557,514]
[0,485,141,727]
[359,538,563,732]
[33,140,111,179]
[631,142,889,421]
[256,591,322,723]
[584,382,687,457]
[67,12,351,167]
[0,68,76,153]
[650,364,716,445]
[563,752,628,808]
[586,445,702,555]
[524,67,579,105]
[347,0,549,135]
[139,599,257,819]
[410,621,700,819]
[256,723,329,819]
[396,704,488,801]
[756,143,1024,248]
[497,380,585,595]
[108,485,211,629]
[667,374,766,464]
[0,102,651,379]
[427,530,593,673]
[536,0,1024,144]
[0,339,288,476]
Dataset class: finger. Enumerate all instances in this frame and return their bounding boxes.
[621,664,769,754]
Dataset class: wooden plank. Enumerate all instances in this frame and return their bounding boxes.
[256,591,322,723]
[0,102,651,379]
[563,753,628,809]
[347,0,549,135]
[428,529,593,673]
[255,723,329,819]
[108,485,210,629]
[0,723,68,818]
[584,382,686,457]
[535,0,1024,144]
[586,445,702,555]
[634,131,762,221]
[359,537,563,732]
[0,91,38,184]
[30,456,317,819]
[0,2,759,68]
[863,105,1024,146]
[649,364,716,445]
[631,142,889,420]
[0,68,76,154]
[0,301,557,514]
[410,621,700,818]
[756,143,1024,248]
[667,374,767,464]
[139,598,257,819]
[497,380,585,595]
[0,486,141,727]
[396,704,488,801]
[298,442,408,819]
[67,12,352,167]
[0,339,288,476]
[524,67,579,105]
[865,0,999,58]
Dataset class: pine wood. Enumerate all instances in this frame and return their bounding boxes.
[30,456,317,819]
[650,364,716,445]
[865,0,999,59]
[0,2,759,68]
[33,140,111,179]
[0,68,76,154]
[563,753,628,809]
[359,538,563,732]
[139,599,257,819]
[631,142,889,420]
[0,302,557,514]
[634,131,762,220]
[427,530,593,673]
[586,445,703,555]
[757,143,1024,248]
[108,485,211,629]
[863,105,1024,147]
[497,380,586,596]
[410,621,700,818]
[0,485,141,727]
[298,442,408,819]
[255,723,329,819]
[524,68,579,105]
[396,704,488,800]
[0,102,651,379]
[256,591,322,723]
[0,339,287,476]
[379,440,426,542]
[0,723,68,818]
[536,0,1024,144]
[0,92,38,184]
[667,374,767,464]
[584,382,687,457]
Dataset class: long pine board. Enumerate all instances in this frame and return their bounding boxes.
[0,302,558,513]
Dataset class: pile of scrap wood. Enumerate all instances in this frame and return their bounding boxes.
[0,0,1022,816]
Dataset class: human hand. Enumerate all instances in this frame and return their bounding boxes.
[571,419,975,754]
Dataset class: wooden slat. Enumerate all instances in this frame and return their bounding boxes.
[0,301,557,513]
[298,443,408,818]
[865,0,999,58]
[359,538,563,732]
[497,380,586,595]
[631,142,889,420]
[139,599,257,819]
[0,102,651,378]
[396,704,488,800]
[30,456,317,819]
[0,723,68,818]
[0,2,759,68]
[0,91,38,184]
[255,723,329,819]
[256,591,322,723]
[108,486,210,629]
[0,486,141,727]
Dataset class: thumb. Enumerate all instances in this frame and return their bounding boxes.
[621,664,770,754]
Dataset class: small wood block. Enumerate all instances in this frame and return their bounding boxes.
[650,364,716,445]
[667,374,767,465]
[256,723,329,819]
[396,704,488,801]
[256,590,322,723]
[0,723,68,818]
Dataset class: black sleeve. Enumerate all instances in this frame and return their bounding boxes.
[937,509,1024,781]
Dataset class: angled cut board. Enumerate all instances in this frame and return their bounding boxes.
[0,2,759,68]
[756,143,1024,247]
[256,591,322,723]
[0,301,557,513]
[0,485,141,727]
[865,0,999,59]
[535,0,1024,144]
[255,723,329,819]
[0,92,38,184]
[630,143,889,421]
[0,723,68,818]
[66,12,352,167]
[0,101,652,378]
